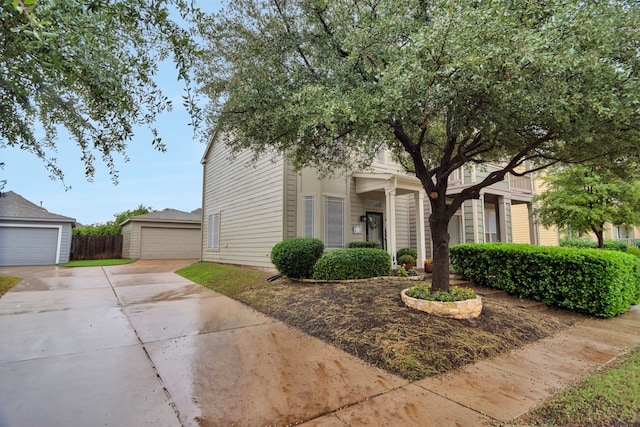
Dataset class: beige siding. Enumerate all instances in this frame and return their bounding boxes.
[122,224,132,258]
[139,225,200,259]
[511,204,531,244]
[298,168,350,248]
[348,178,366,244]
[538,226,559,246]
[202,141,285,268]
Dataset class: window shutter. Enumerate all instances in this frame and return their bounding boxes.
[325,197,344,249]
[303,196,314,238]
[208,213,220,249]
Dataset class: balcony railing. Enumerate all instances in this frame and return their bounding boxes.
[508,175,533,194]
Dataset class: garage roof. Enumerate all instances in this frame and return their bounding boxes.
[0,191,76,223]
[120,208,201,225]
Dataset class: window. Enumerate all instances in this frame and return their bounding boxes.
[484,203,498,242]
[325,196,344,249]
[303,196,315,238]
[375,149,385,165]
[207,213,220,250]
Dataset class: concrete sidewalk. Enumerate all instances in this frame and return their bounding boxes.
[0,261,638,426]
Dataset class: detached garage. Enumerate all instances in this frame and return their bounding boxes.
[121,208,201,259]
[0,191,76,266]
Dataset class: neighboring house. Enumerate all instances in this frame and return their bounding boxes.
[0,191,75,266]
[121,208,202,259]
[201,135,541,269]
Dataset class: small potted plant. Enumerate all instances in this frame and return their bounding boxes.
[424,258,433,273]
[397,254,415,270]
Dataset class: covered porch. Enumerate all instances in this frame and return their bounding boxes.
[352,172,427,266]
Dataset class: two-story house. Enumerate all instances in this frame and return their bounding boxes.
[200,134,554,269]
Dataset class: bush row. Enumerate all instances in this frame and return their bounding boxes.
[270,238,391,280]
[450,243,640,318]
[560,238,640,257]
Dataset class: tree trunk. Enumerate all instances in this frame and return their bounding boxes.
[596,231,604,249]
[429,198,451,292]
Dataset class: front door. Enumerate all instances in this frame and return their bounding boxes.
[366,212,384,249]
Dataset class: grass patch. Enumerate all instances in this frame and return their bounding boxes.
[0,276,21,298]
[60,259,137,267]
[517,345,640,425]
[176,262,268,298]
[178,262,573,381]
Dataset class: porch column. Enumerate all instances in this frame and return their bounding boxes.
[414,191,426,266]
[385,188,397,265]
[528,202,539,245]
[497,196,508,242]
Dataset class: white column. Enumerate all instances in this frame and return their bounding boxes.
[414,191,426,266]
[385,188,397,265]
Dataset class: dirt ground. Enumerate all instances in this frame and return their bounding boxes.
[232,275,575,381]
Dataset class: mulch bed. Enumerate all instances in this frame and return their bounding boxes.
[233,276,576,381]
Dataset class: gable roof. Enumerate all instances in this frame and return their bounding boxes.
[0,191,76,223]
[120,208,202,226]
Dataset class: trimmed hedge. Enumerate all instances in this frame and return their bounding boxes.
[312,248,392,280]
[270,238,324,279]
[397,247,418,260]
[561,238,640,258]
[450,243,640,318]
[348,241,380,249]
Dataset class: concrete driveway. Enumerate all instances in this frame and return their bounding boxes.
[0,261,419,426]
[2,260,639,426]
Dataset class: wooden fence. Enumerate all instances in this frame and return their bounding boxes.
[70,235,123,260]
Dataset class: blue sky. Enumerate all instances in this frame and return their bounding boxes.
[2,1,222,225]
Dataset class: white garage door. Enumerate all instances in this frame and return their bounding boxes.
[139,227,200,259]
[0,227,59,266]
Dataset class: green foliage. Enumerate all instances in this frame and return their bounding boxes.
[397,266,408,277]
[397,248,418,261]
[560,237,640,256]
[73,223,121,236]
[406,284,476,302]
[270,238,324,279]
[199,0,640,292]
[73,204,152,235]
[534,166,640,247]
[450,243,640,317]
[348,241,380,249]
[397,254,416,266]
[1,0,203,183]
[312,248,392,280]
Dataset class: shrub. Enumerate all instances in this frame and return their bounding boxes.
[312,248,392,280]
[397,254,416,266]
[270,238,324,279]
[406,284,476,302]
[397,247,418,260]
[348,241,380,249]
[450,243,640,318]
[561,238,634,253]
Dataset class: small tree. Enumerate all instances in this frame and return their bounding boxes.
[74,204,153,235]
[534,166,640,249]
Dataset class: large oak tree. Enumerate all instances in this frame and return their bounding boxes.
[197,0,640,291]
